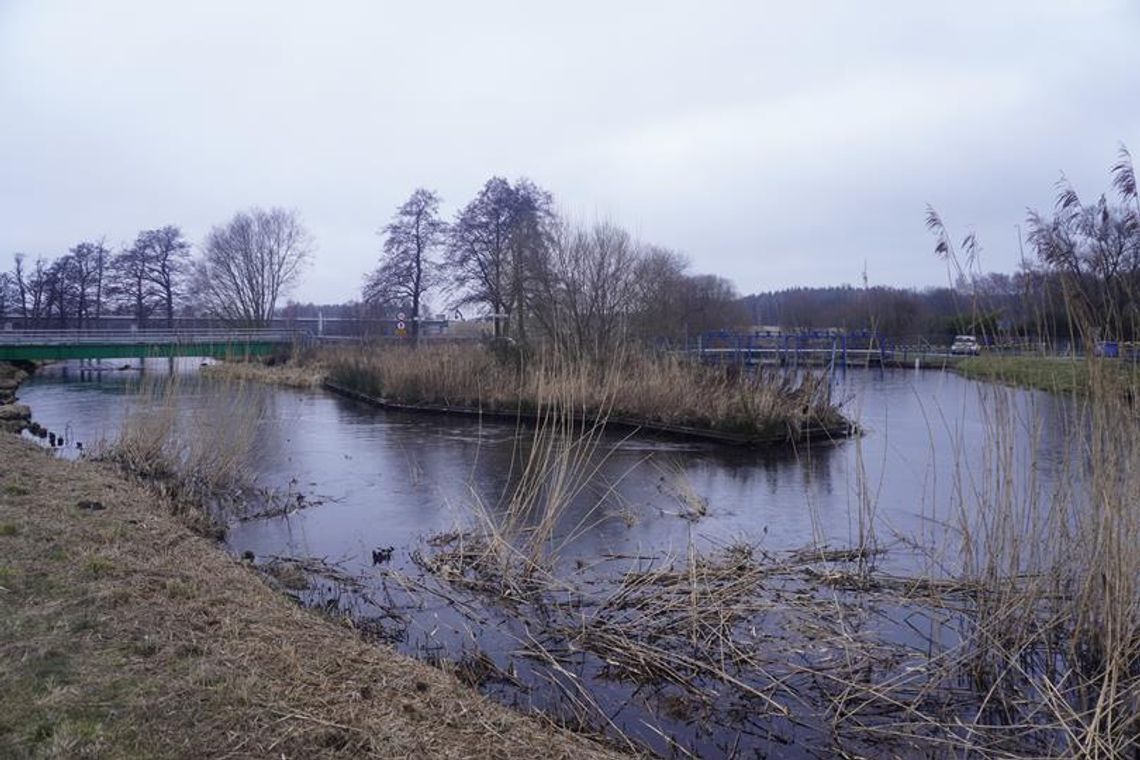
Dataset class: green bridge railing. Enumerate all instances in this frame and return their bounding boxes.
[0,329,310,362]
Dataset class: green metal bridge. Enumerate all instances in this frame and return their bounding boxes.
[0,329,309,362]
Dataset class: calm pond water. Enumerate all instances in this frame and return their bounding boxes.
[16,360,1075,757]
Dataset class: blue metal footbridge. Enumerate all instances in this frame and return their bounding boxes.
[689,330,961,368]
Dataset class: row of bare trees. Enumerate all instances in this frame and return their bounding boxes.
[2,233,183,329]
[364,178,744,353]
[3,208,311,329]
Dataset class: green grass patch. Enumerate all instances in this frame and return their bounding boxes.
[955,355,1140,394]
[0,523,18,536]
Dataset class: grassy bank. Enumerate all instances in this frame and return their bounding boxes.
[0,432,621,759]
[955,354,1140,394]
[321,343,847,444]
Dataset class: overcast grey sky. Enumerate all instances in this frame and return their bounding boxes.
[3,1,1139,304]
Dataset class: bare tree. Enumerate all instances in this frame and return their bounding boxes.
[66,240,110,327]
[531,220,640,357]
[24,258,49,327]
[10,254,29,321]
[195,207,312,326]
[108,242,159,325]
[447,178,514,337]
[504,179,555,341]
[627,246,690,340]
[43,257,73,326]
[114,229,190,330]
[446,177,554,338]
[364,189,445,344]
[0,272,11,319]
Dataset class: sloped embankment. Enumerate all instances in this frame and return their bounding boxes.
[0,432,623,759]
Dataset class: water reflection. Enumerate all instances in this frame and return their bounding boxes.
[18,362,1072,572]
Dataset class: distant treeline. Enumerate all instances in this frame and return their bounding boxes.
[739,274,1071,342]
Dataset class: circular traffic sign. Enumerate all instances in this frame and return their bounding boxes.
[396,312,406,321]
[396,321,406,330]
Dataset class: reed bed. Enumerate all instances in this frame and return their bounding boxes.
[93,373,265,532]
[203,356,326,389]
[367,345,1140,757]
[324,342,846,443]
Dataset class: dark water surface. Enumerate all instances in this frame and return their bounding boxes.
[17,360,1073,757]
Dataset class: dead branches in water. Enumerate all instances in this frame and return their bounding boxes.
[398,527,1140,758]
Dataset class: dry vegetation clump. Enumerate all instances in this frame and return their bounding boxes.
[324,342,847,443]
[202,350,327,389]
[404,528,990,756]
[0,433,624,760]
[91,374,265,534]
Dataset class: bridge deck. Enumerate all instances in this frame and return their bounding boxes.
[0,330,306,361]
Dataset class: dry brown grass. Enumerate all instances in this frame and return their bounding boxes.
[93,374,263,531]
[202,356,326,389]
[0,432,625,759]
[324,342,845,442]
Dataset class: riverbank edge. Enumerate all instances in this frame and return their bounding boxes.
[0,428,625,759]
[952,354,1139,394]
[0,361,33,432]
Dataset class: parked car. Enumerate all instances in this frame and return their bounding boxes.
[950,335,980,356]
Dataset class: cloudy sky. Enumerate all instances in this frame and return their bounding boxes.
[2,1,1139,303]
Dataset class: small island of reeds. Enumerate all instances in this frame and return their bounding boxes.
[314,342,850,447]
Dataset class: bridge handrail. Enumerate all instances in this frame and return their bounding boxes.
[0,329,310,345]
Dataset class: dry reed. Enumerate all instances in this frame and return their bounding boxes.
[324,341,846,443]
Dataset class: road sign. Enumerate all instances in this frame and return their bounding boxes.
[396,312,406,321]
[396,321,406,331]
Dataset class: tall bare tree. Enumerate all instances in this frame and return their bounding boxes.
[0,272,11,319]
[504,179,555,341]
[10,254,29,321]
[446,177,554,338]
[531,220,640,358]
[108,242,158,325]
[194,207,312,326]
[363,189,445,344]
[128,226,191,327]
[24,258,49,327]
[66,240,110,327]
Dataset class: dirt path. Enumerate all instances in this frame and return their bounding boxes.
[0,432,624,759]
